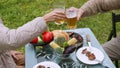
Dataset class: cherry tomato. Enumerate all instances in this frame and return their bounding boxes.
[30,37,38,44]
[42,31,54,43]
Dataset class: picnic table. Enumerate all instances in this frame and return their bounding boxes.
[25,28,116,68]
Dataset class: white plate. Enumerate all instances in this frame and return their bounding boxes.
[76,46,104,65]
[33,61,61,68]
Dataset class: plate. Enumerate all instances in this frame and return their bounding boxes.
[66,32,83,48]
[76,46,104,65]
[33,61,61,68]
[67,32,83,43]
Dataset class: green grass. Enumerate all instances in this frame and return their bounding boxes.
[0,0,120,52]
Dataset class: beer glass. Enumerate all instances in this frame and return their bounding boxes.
[66,10,78,29]
[53,2,65,25]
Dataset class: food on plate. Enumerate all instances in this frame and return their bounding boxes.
[67,32,83,43]
[30,37,39,44]
[82,48,96,60]
[30,30,83,48]
[82,48,87,54]
[50,38,78,57]
[52,30,83,47]
[52,30,70,41]
[42,31,54,43]
[88,53,96,60]
[50,30,83,57]
[63,44,76,57]
[37,65,45,68]
[50,42,63,54]
[30,36,45,46]
[30,31,54,46]
[67,38,77,46]
[54,36,66,47]
[86,51,91,57]
[33,61,60,68]
[37,65,51,68]
[52,30,70,47]
[49,41,61,49]
[62,38,78,57]
[67,32,83,48]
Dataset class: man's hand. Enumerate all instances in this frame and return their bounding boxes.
[66,7,84,20]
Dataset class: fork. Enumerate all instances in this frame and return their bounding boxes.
[86,34,109,68]
[86,34,93,51]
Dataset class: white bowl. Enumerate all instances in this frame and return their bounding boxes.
[33,61,61,68]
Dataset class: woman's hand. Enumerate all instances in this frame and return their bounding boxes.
[43,9,66,22]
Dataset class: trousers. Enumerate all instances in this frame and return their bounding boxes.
[103,35,120,61]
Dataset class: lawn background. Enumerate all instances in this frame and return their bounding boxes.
[0,0,120,53]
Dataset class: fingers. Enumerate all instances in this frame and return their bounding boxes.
[43,9,66,22]
[10,50,24,60]
[66,7,79,20]
[52,11,66,19]
[77,9,84,20]
[11,50,23,55]
[43,7,84,22]
[66,7,84,21]
[12,53,19,60]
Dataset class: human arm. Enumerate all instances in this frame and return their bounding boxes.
[0,17,47,50]
[0,10,65,50]
[80,0,120,17]
[68,0,120,20]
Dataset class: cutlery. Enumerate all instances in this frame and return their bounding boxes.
[86,34,109,68]
[86,34,93,50]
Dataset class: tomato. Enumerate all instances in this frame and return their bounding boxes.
[30,31,54,44]
[42,31,54,43]
[30,37,38,44]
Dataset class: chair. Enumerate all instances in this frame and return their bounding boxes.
[107,12,120,68]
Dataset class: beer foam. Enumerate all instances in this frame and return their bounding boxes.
[66,11,77,18]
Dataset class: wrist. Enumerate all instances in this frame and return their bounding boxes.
[79,8,84,15]
[43,15,48,23]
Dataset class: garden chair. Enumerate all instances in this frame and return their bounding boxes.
[107,12,120,68]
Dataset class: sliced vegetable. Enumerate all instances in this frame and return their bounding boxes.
[49,42,60,49]
[63,45,76,57]
[67,38,77,46]
[49,42,63,54]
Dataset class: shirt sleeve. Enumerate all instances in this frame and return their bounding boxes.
[0,17,47,50]
[80,0,120,17]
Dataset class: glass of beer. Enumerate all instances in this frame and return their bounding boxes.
[53,1,65,25]
[66,10,78,29]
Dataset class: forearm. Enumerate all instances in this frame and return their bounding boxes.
[0,17,47,50]
[80,0,120,17]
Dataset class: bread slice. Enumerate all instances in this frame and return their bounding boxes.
[52,30,69,41]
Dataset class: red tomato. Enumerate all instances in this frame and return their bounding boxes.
[42,31,54,43]
[30,37,38,44]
